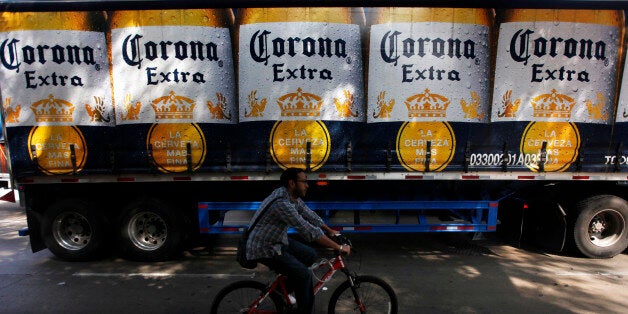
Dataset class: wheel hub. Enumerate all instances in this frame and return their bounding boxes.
[588,209,625,248]
[52,212,92,251]
[127,212,167,251]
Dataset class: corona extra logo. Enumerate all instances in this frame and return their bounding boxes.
[373,91,394,119]
[585,92,608,121]
[334,90,358,118]
[405,89,449,118]
[30,94,75,122]
[497,90,520,118]
[206,93,231,120]
[121,94,141,121]
[3,98,21,123]
[277,88,323,117]
[245,90,267,118]
[531,89,574,118]
[151,91,195,120]
[460,91,484,120]
[85,96,111,123]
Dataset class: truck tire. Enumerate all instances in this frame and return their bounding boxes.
[42,199,108,261]
[118,198,183,261]
[572,195,628,259]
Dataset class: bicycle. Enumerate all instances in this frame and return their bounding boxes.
[210,235,398,313]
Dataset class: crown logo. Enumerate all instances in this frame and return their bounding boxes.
[206,93,231,120]
[245,90,267,118]
[334,90,358,118]
[85,96,111,123]
[373,91,395,119]
[405,89,449,118]
[497,90,520,118]
[121,94,141,121]
[3,98,21,123]
[30,94,75,122]
[460,91,484,120]
[531,89,574,118]
[151,91,195,120]
[585,92,608,121]
[277,88,323,117]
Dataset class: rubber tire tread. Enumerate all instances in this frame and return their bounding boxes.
[210,280,284,314]
[328,275,398,314]
[570,195,628,259]
[41,198,108,261]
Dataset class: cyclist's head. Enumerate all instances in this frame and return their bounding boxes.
[280,168,305,188]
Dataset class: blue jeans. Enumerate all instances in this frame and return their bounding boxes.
[259,239,317,314]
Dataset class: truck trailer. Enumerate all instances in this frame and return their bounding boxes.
[0,0,626,262]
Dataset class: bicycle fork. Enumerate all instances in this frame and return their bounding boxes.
[343,270,367,313]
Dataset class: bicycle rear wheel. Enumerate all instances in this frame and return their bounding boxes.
[328,275,398,314]
[210,280,284,314]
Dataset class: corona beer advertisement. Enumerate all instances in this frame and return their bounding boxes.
[109,9,236,173]
[0,11,113,175]
[236,8,364,171]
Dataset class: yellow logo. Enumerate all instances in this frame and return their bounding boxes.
[244,90,267,118]
[531,89,574,118]
[405,89,449,118]
[520,122,580,172]
[30,94,75,122]
[206,93,232,120]
[270,121,330,171]
[396,121,456,172]
[585,92,608,121]
[146,123,206,173]
[121,94,141,121]
[334,90,358,118]
[3,98,21,123]
[497,90,520,118]
[85,96,111,123]
[460,91,484,120]
[151,91,195,120]
[28,125,87,175]
[277,88,323,117]
[373,91,395,119]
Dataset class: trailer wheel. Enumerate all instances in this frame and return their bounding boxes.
[42,199,108,261]
[572,195,628,259]
[118,199,183,261]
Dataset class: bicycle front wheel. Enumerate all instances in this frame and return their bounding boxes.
[328,275,398,314]
[210,280,284,314]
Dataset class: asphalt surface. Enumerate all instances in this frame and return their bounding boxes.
[1,198,627,313]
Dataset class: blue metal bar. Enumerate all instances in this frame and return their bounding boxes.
[197,200,501,234]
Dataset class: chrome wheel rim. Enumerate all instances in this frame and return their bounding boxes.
[127,211,167,251]
[588,209,625,248]
[52,212,92,251]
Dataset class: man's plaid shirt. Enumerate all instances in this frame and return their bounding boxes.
[246,187,324,260]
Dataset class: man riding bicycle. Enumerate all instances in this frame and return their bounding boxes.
[246,167,351,314]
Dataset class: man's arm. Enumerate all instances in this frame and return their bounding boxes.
[316,233,351,255]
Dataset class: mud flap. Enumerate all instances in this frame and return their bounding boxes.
[26,209,46,253]
[527,201,567,252]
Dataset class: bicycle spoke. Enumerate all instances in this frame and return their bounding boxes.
[329,276,398,314]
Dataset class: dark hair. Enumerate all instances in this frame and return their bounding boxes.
[280,168,305,187]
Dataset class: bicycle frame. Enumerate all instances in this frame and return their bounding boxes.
[248,253,365,313]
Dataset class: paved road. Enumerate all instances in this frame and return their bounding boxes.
[1,199,627,313]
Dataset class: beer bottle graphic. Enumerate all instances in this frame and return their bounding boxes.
[493,9,624,172]
[0,11,113,175]
[235,8,365,172]
[366,8,493,172]
[108,9,236,173]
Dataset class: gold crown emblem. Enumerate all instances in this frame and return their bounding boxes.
[405,89,449,118]
[531,89,574,118]
[277,88,323,117]
[30,94,75,122]
[151,91,196,120]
